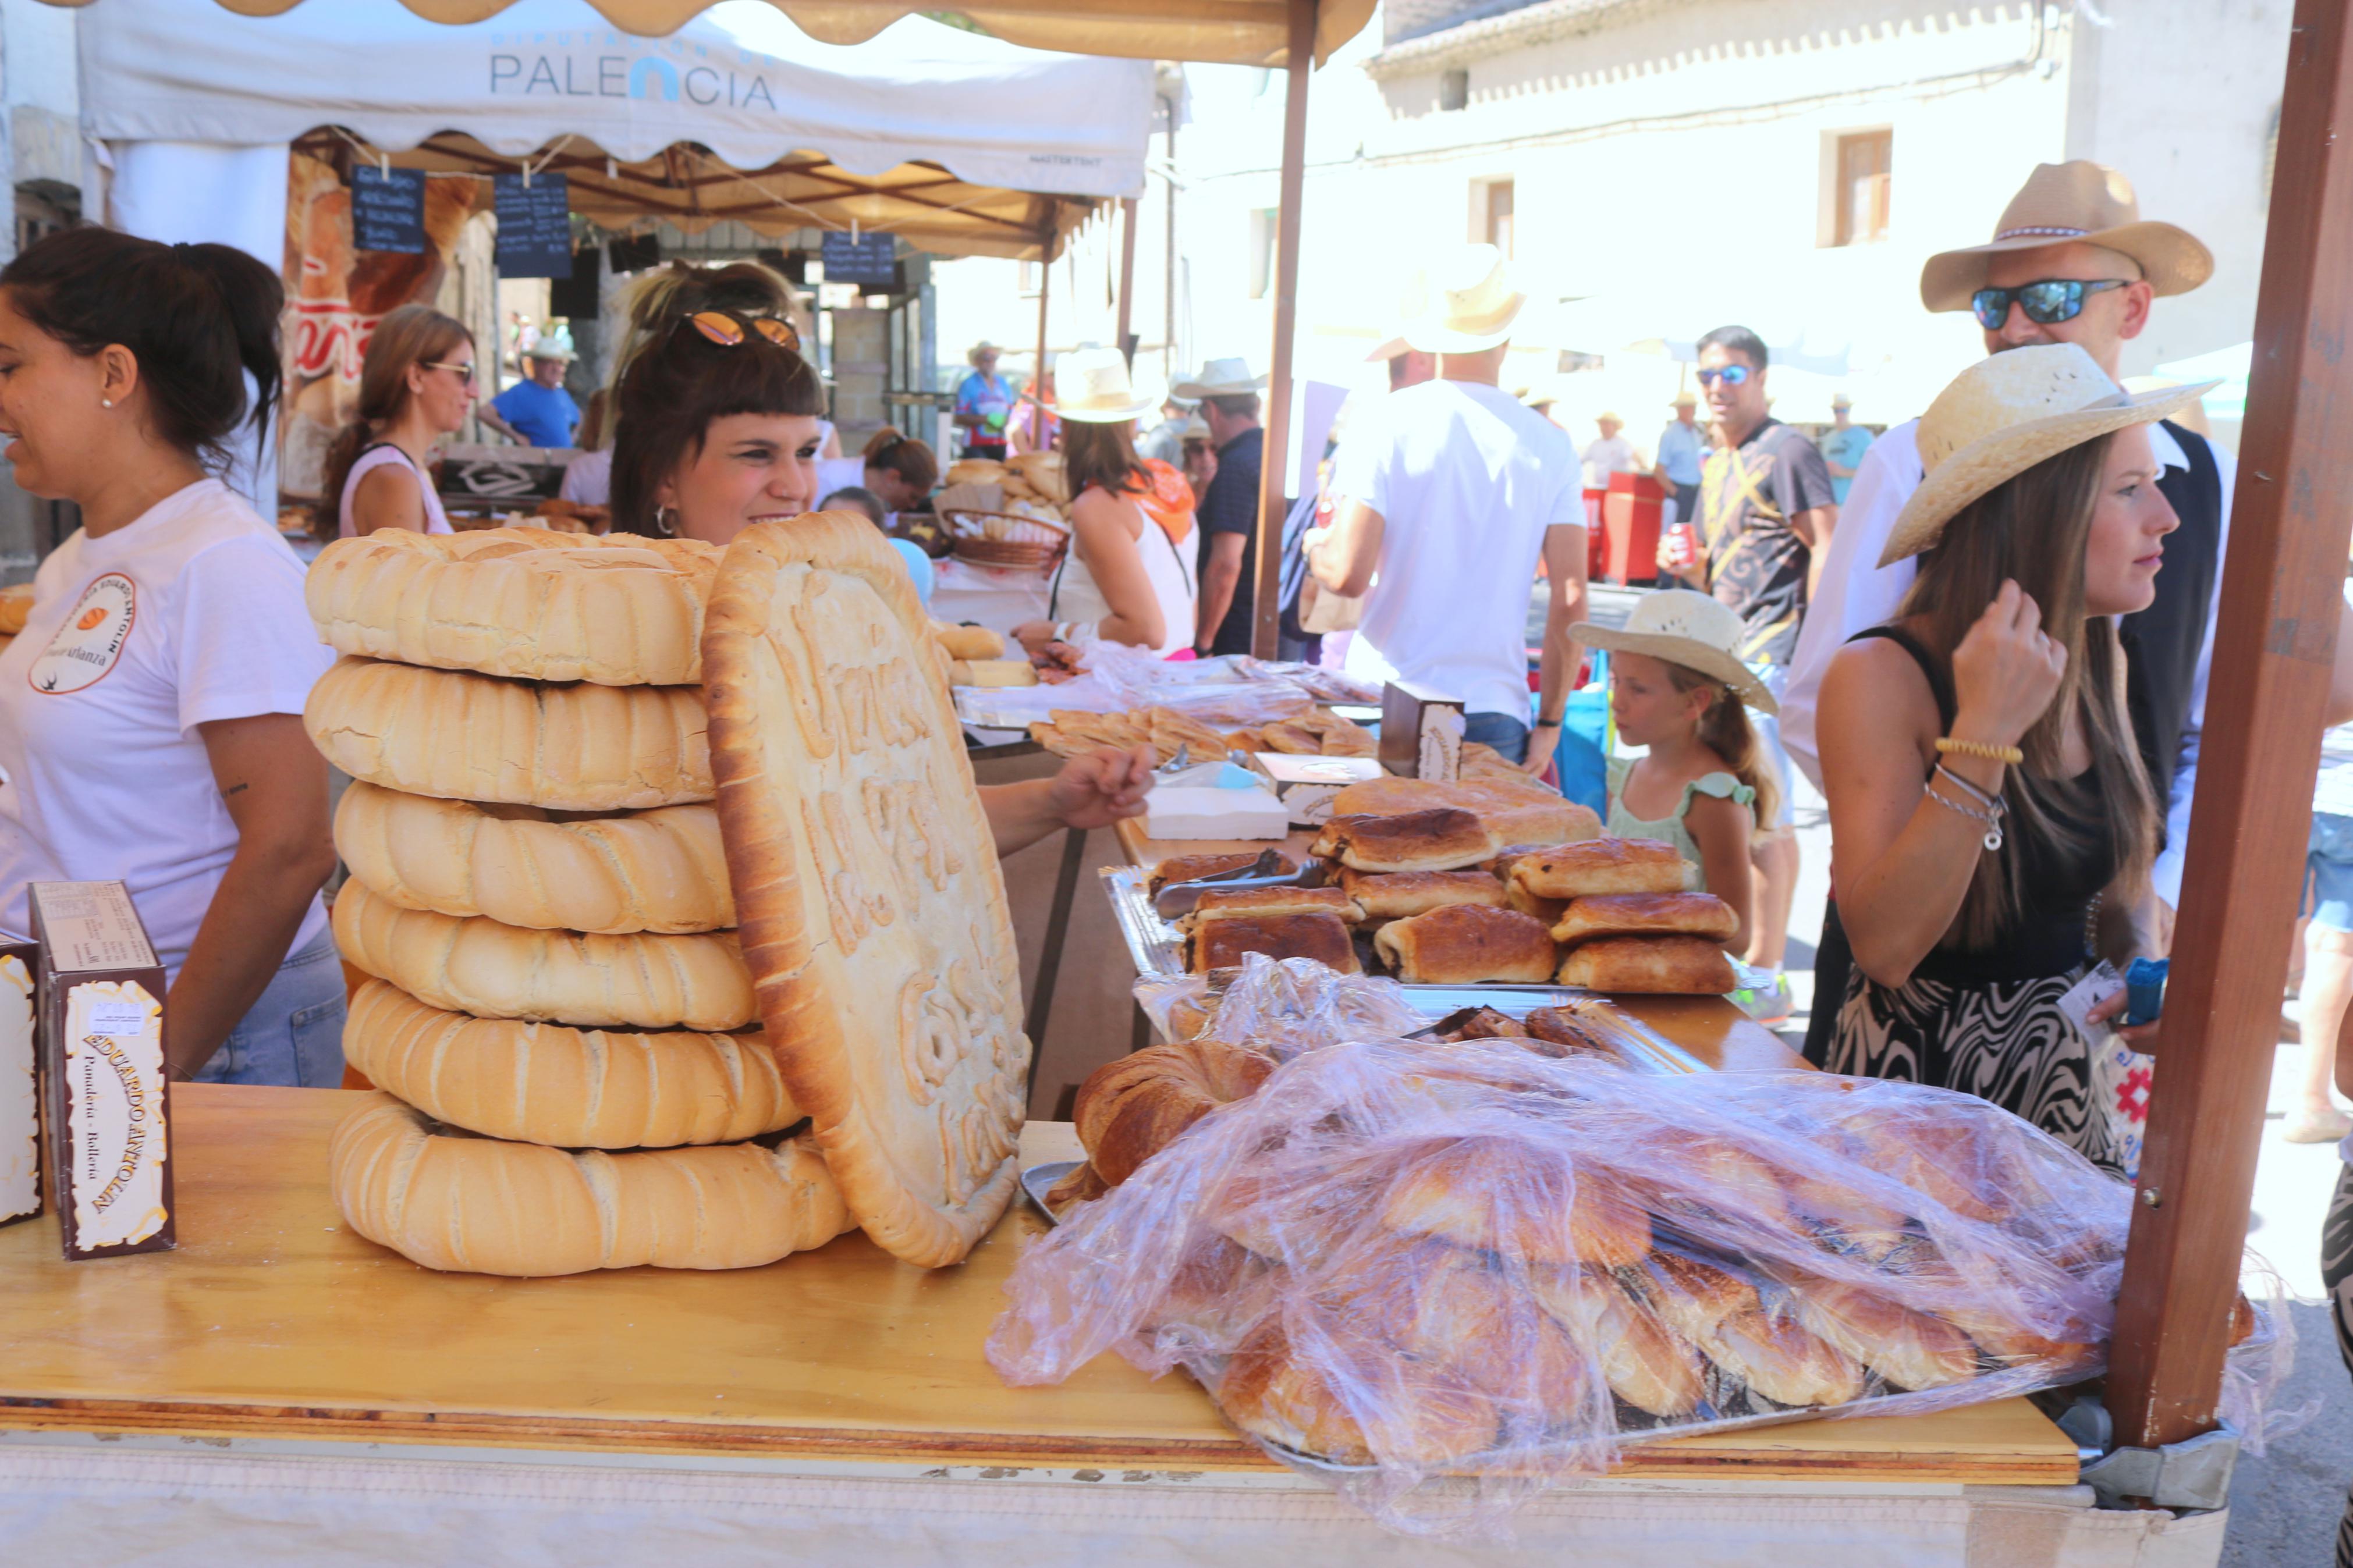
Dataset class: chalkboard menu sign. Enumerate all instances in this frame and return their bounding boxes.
[821,231,897,288]
[494,172,572,279]
[351,165,425,254]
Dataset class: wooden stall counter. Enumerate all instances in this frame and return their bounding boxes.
[0,1085,2072,1487]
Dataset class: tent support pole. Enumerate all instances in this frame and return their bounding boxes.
[1163,95,1179,380]
[1116,197,1140,366]
[1251,0,1315,660]
[1034,232,1052,439]
[2107,0,2353,1454]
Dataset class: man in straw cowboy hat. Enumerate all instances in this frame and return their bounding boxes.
[1819,392,1872,507]
[1811,341,2212,1174]
[1172,356,1269,658]
[1307,243,1586,767]
[953,339,1014,461]
[1655,389,1708,535]
[1783,163,2255,1060]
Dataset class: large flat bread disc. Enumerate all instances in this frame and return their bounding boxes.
[306,527,718,686]
[701,513,1028,1268]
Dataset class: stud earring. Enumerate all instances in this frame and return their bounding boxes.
[101,399,113,408]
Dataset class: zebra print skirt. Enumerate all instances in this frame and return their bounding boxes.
[1824,963,2123,1179]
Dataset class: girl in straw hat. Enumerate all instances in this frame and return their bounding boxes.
[1813,343,2212,1176]
[1577,590,1780,958]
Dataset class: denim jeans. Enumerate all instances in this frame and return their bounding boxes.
[190,927,347,1087]
[1463,710,1532,765]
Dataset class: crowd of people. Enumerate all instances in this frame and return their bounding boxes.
[7,159,2353,1543]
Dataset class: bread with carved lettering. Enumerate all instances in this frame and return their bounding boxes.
[1074,1037,1275,1186]
[702,513,1029,1269]
[328,1091,853,1276]
[333,781,731,934]
[1373,904,1557,984]
[305,655,712,810]
[306,528,719,686]
[1510,837,1693,901]
[1338,869,1507,921]
[1309,808,1501,873]
[1556,934,1738,995]
[332,879,755,1030]
[1550,892,1737,949]
[340,979,796,1148]
[1186,911,1360,975]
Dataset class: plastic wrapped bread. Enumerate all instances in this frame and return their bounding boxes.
[988,1040,2281,1535]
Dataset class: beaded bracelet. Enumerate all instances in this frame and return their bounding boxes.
[1936,735,2024,765]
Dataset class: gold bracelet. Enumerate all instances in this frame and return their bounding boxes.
[1936,735,2023,766]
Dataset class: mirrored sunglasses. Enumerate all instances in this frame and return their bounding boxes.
[1971,278,2127,331]
[1694,364,1751,387]
[686,310,801,353]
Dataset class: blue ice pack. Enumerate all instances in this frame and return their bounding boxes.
[2124,957,2169,1027]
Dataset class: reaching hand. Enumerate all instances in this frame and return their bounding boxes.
[1045,745,1155,831]
[1950,580,2067,749]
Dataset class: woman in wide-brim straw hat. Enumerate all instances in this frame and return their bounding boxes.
[1812,342,2214,1176]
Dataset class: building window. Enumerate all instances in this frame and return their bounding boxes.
[1832,130,1893,246]
[1248,207,1277,300]
[1484,180,1514,258]
[1440,68,1469,112]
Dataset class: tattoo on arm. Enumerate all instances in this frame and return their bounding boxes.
[221,782,249,799]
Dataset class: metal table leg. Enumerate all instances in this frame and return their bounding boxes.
[1024,824,1089,1100]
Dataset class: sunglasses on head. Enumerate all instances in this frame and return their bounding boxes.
[683,310,801,353]
[1694,364,1752,387]
[1971,278,2127,330]
[420,360,475,386]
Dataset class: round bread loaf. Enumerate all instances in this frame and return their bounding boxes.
[1073,1037,1273,1186]
[305,655,712,810]
[342,979,796,1147]
[328,1091,854,1276]
[332,880,756,1031]
[306,528,719,686]
[335,780,732,934]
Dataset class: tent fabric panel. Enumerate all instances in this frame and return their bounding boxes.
[40,0,1373,67]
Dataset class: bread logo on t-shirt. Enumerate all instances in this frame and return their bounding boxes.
[29,573,135,695]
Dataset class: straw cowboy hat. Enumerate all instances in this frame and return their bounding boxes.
[1670,391,1697,410]
[1574,591,1778,714]
[1878,343,2217,567]
[525,329,576,363]
[1919,162,2214,312]
[1170,356,1267,399]
[1400,243,1527,354]
[1052,344,1159,423]
[968,340,1002,364]
[1830,392,1853,411]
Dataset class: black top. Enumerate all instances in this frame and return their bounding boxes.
[1697,417,1837,667]
[1195,426,1264,656]
[1849,625,2114,986]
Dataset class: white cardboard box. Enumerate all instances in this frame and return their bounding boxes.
[1144,784,1291,841]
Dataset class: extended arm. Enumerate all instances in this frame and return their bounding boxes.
[1528,522,1589,770]
[1684,791,1756,957]
[980,746,1155,858]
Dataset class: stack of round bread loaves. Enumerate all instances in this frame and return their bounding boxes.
[303,529,854,1277]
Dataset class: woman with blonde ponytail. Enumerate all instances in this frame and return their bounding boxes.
[320,304,475,538]
[1575,589,1781,959]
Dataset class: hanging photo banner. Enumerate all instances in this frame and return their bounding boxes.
[493,172,572,278]
[350,165,425,254]
[821,230,896,289]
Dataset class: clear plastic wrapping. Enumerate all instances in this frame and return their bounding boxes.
[991,1039,2281,1534]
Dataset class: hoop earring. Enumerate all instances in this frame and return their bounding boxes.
[655,504,677,537]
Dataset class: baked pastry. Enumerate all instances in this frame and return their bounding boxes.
[1187,885,1364,926]
[1519,1005,1626,1061]
[328,1091,854,1277]
[340,979,796,1148]
[1187,912,1359,974]
[305,655,713,810]
[948,658,1038,688]
[931,622,1006,662]
[702,513,1028,1269]
[1044,1161,1112,1217]
[1429,1005,1528,1041]
[1550,892,1737,949]
[1326,776,1600,848]
[306,528,719,686]
[1621,1250,1764,1346]
[1006,450,1071,504]
[333,781,731,935]
[1531,1265,1708,1416]
[332,880,757,1031]
[1073,1037,1274,1185]
[1217,1318,1500,1466]
[943,458,1007,488]
[1510,837,1692,900]
[1148,850,1298,894]
[0,582,30,635]
[1339,869,1507,921]
[1373,904,1557,984]
[1378,1136,1651,1267]
[1556,935,1738,995]
[1789,1278,1977,1390]
[1310,808,1502,873]
[1698,1307,1866,1408]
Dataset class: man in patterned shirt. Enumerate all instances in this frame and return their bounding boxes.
[1676,323,1837,1018]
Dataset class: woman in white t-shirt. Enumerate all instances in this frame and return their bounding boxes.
[321,303,473,539]
[0,227,343,1086]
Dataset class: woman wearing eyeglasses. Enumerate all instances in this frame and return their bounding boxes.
[611,310,1156,855]
[320,304,475,539]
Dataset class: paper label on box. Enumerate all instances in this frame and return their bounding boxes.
[63,979,167,1249]
[31,881,157,972]
[1418,706,1464,782]
[0,955,34,1222]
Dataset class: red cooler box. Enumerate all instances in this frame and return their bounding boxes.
[1601,471,1666,585]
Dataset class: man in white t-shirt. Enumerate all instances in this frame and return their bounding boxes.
[1307,245,1586,767]
[1580,413,1639,492]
